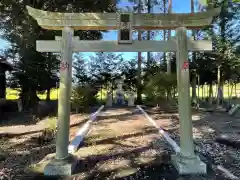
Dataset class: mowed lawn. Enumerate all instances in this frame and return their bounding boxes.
[5,88,108,100]
[6,83,240,100]
[6,88,59,100]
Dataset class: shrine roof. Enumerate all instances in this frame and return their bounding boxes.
[26,6,221,30]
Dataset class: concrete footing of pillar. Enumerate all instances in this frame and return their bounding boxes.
[44,154,78,176]
[171,153,207,175]
[27,153,79,176]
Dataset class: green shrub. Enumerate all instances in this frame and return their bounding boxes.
[45,117,57,131]
[144,72,177,105]
[37,117,56,144]
[71,85,98,110]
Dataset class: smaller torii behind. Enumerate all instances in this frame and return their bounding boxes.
[26,6,220,176]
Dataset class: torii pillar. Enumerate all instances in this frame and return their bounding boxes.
[171,27,206,174]
[26,6,220,176]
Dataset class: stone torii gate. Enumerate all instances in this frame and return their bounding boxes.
[26,6,220,176]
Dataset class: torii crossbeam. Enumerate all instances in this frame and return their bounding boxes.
[26,6,220,176]
[37,39,213,52]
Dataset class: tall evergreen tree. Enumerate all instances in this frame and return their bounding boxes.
[0,0,118,108]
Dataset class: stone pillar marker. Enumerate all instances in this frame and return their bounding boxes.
[106,92,113,107]
[171,27,206,174]
[115,79,125,105]
[44,27,78,176]
[128,92,135,107]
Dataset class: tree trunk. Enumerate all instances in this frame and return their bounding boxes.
[163,0,167,70]
[192,70,197,105]
[166,0,172,74]
[19,86,40,110]
[111,81,114,102]
[229,82,234,105]
[46,88,51,101]
[137,52,142,103]
[203,84,206,100]
[166,0,172,101]
[162,0,169,101]
[0,71,6,99]
[217,66,223,106]
[100,84,102,101]
[234,83,237,97]
[173,87,176,98]
[227,81,230,98]
[197,75,200,100]
[217,0,228,106]
[190,0,198,105]
[147,0,151,69]
[209,82,213,105]
[136,0,142,104]
[0,64,7,99]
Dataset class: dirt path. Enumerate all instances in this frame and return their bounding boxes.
[67,108,240,180]
[0,112,90,180]
[69,108,168,179]
[1,107,239,180]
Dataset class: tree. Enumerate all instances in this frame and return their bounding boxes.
[191,0,239,106]
[73,53,88,86]
[136,0,143,104]
[144,72,177,106]
[88,52,123,93]
[0,0,118,109]
[121,59,138,91]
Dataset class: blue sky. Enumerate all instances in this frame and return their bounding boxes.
[0,0,194,60]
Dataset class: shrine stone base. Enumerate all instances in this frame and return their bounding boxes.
[171,153,207,175]
[44,154,78,176]
[28,153,78,176]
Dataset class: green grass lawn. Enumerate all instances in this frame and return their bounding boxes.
[6,88,59,100]
[6,83,240,101]
[190,84,240,98]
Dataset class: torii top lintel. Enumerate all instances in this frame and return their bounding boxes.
[26,6,220,31]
